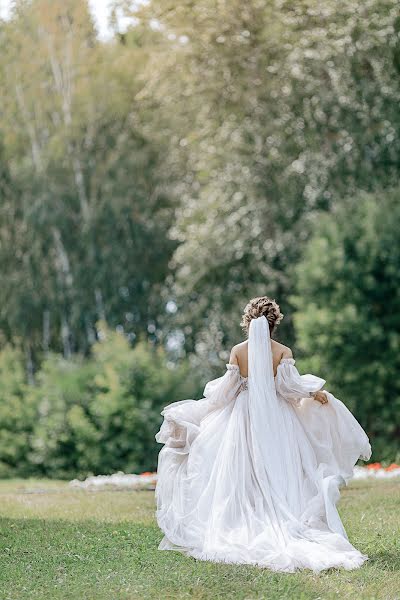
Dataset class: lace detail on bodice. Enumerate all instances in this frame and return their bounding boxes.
[226,358,315,395]
[226,359,296,389]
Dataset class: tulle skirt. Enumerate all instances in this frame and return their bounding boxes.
[155,388,371,573]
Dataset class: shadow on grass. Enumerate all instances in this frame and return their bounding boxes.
[368,549,400,571]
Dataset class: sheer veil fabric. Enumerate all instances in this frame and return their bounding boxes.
[155,316,371,572]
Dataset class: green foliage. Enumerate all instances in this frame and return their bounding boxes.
[3,0,400,368]
[128,0,400,362]
[0,325,199,478]
[0,0,176,359]
[27,354,99,477]
[293,187,400,460]
[0,0,399,464]
[0,346,36,477]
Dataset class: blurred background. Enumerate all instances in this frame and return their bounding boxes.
[0,0,398,479]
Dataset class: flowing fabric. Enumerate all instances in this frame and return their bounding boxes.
[155,316,372,572]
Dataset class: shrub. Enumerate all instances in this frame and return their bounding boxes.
[28,324,199,478]
[293,187,400,461]
[0,346,37,477]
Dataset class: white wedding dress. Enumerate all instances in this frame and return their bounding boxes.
[155,316,372,572]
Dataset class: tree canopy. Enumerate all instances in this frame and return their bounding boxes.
[0,0,399,468]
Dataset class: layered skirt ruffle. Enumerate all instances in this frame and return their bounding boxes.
[155,371,371,573]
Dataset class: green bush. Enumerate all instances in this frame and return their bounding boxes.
[0,325,200,479]
[27,354,99,478]
[0,346,37,477]
[293,187,400,461]
[27,324,200,478]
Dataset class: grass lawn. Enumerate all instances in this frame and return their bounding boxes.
[0,478,398,599]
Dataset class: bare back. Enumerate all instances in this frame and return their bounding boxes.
[229,339,292,378]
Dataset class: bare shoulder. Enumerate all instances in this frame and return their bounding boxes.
[271,340,293,359]
[229,340,248,364]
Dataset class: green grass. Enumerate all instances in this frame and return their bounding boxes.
[0,479,398,599]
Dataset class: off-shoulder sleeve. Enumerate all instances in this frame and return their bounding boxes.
[203,364,241,398]
[275,358,326,407]
[156,364,242,449]
[275,359,371,470]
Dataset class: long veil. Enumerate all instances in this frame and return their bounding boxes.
[248,316,297,505]
[247,316,360,542]
[246,316,346,566]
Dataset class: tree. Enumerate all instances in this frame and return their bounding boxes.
[0,0,175,363]
[292,187,400,460]
[117,0,400,367]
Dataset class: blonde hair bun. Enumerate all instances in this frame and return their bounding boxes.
[240,296,283,335]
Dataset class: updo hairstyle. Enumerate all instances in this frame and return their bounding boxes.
[240,296,283,336]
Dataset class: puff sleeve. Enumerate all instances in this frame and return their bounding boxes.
[275,358,326,407]
[155,364,243,450]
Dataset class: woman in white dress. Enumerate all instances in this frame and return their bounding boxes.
[155,296,372,573]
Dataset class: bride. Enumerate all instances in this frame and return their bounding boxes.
[155,296,372,572]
